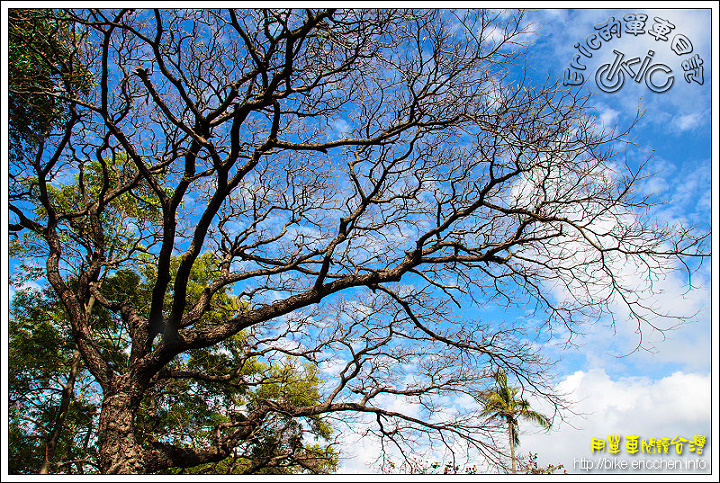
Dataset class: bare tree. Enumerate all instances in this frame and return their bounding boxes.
[8,8,708,474]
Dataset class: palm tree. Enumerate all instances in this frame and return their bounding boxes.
[476,369,552,474]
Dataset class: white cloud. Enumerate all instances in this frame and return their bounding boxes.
[334,368,713,475]
[337,423,385,473]
[675,112,703,132]
[540,249,712,376]
[332,118,351,138]
[528,8,712,133]
[598,106,621,127]
[522,369,712,474]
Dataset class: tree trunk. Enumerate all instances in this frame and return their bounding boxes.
[98,387,145,474]
[40,294,100,474]
[508,417,516,474]
[38,348,83,474]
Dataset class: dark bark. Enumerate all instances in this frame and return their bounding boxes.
[97,381,145,474]
[8,8,708,475]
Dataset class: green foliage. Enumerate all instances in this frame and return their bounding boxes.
[477,369,552,445]
[99,252,240,330]
[8,262,338,474]
[10,152,164,281]
[8,8,93,162]
[8,286,100,474]
[134,320,339,474]
[475,369,552,473]
[105,255,338,474]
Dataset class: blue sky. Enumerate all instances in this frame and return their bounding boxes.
[519,8,713,376]
[337,6,716,475]
[2,5,716,477]
[515,8,715,474]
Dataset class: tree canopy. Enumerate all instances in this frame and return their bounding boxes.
[476,368,552,473]
[7,8,708,474]
[7,8,92,164]
[9,260,339,474]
